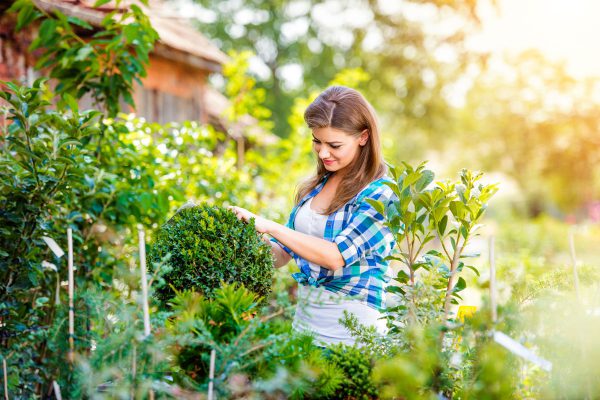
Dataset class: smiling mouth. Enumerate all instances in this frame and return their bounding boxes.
[322,159,335,164]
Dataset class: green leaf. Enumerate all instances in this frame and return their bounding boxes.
[63,94,78,113]
[395,270,410,284]
[56,156,76,165]
[387,163,399,181]
[16,3,40,31]
[463,264,480,276]
[401,171,421,191]
[36,19,58,48]
[454,277,466,292]
[58,138,82,149]
[8,0,27,13]
[460,225,468,239]
[449,200,466,220]
[35,297,49,307]
[384,255,406,264]
[387,285,406,296]
[75,46,94,62]
[415,169,434,191]
[365,198,385,216]
[411,261,430,271]
[460,251,481,258]
[67,16,94,30]
[426,249,443,257]
[382,180,401,198]
[438,214,448,235]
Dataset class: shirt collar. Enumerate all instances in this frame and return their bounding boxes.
[298,173,332,206]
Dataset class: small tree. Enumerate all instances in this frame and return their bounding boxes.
[365,162,502,397]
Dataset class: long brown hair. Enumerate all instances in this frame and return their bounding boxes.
[295,86,386,214]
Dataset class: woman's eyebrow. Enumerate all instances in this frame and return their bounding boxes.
[312,135,342,145]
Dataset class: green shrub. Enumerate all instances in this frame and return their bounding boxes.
[317,344,379,400]
[149,204,274,306]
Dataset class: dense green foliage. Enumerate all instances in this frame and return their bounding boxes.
[166,283,344,398]
[0,80,103,395]
[149,205,274,305]
[320,344,379,400]
[0,2,286,395]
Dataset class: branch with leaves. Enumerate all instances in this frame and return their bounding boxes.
[8,0,158,116]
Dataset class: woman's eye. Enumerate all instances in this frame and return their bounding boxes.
[330,145,341,149]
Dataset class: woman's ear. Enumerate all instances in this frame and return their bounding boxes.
[359,129,369,146]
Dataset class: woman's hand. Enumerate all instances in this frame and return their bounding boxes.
[229,206,344,271]
[228,206,273,234]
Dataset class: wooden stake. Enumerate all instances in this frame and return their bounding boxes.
[55,273,61,306]
[569,228,592,399]
[131,344,137,399]
[67,228,75,363]
[568,229,581,301]
[52,381,63,400]
[138,226,155,400]
[2,357,8,400]
[208,349,216,400]
[489,236,497,323]
[138,225,151,337]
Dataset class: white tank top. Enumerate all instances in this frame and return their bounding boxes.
[292,197,387,346]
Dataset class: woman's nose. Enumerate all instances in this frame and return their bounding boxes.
[318,147,330,158]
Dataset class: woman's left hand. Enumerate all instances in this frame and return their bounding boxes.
[228,206,272,234]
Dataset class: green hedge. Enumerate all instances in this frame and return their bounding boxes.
[150,204,274,306]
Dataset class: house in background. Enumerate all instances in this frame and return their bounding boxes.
[0,0,235,132]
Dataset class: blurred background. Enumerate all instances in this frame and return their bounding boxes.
[172,0,600,220]
[3,0,600,396]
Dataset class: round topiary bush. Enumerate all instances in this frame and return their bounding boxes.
[149,204,274,306]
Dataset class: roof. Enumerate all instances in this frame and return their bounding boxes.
[204,86,279,145]
[33,0,229,72]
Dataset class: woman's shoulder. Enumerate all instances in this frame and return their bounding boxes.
[356,175,396,203]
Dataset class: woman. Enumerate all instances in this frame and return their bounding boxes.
[230,86,397,346]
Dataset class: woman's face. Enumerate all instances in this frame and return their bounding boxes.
[312,127,368,175]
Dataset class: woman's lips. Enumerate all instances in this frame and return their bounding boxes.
[322,159,335,165]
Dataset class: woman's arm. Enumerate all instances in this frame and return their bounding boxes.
[264,237,292,268]
[268,222,345,271]
[230,206,345,271]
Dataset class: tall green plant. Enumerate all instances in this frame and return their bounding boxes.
[364,162,500,397]
[0,79,102,395]
[369,162,498,329]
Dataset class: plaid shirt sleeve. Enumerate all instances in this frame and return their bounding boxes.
[333,182,396,267]
[269,215,295,258]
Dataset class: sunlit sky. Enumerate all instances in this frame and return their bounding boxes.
[473,0,600,79]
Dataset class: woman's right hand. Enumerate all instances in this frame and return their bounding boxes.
[228,206,274,234]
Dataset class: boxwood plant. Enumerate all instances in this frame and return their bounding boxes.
[150,204,274,306]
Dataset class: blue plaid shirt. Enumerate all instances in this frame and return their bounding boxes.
[271,175,397,310]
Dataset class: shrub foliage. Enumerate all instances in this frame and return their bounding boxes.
[150,205,274,305]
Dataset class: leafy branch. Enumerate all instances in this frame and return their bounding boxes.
[8,0,159,116]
